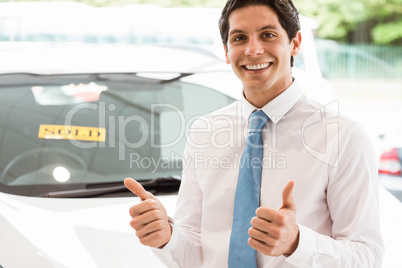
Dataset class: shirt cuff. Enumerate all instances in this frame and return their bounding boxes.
[285,224,316,267]
[151,217,178,253]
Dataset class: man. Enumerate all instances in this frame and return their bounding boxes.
[124,0,384,267]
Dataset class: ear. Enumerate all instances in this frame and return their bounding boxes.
[224,44,230,64]
[290,31,302,56]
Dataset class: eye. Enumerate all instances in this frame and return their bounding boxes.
[262,33,274,38]
[232,35,246,42]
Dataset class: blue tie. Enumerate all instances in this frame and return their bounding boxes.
[228,110,269,267]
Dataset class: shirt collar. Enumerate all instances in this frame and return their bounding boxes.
[240,79,302,124]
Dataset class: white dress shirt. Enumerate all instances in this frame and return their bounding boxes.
[152,80,384,267]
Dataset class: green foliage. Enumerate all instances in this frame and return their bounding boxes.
[294,0,402,44]
[372,20,402,45]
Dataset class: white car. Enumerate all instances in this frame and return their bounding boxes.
[0,43,235,267]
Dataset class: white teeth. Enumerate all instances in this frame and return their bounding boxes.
[245,63,270,70]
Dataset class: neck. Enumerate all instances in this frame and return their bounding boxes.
[243,78,294,108]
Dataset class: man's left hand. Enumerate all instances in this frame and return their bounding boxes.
[248,180,300,257]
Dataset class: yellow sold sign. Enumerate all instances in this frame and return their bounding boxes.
[38,124,106,142]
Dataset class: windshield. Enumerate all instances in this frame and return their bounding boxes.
[0,73,235,196]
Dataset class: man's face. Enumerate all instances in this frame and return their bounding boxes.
[224,5,301,107]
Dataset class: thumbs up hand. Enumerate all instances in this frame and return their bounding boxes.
[248,180,300,257]
[124,178,172,248]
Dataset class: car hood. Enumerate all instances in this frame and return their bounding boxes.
[2,188,402,267]
[0,192,177,268]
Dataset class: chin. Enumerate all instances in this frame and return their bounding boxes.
[244,83,273,93]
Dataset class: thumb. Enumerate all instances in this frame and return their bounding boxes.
[280,180,296,211]
[124,178,154,201]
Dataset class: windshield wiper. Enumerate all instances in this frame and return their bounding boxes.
[40,176,181,198]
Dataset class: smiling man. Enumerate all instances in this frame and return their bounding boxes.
[125,0,384,267]
[223,3,301,108]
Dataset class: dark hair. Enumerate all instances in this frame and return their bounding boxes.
[219,0,300,67]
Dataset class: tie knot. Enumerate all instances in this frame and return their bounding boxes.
[249,110,269,132]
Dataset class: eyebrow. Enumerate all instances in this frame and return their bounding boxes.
[229,25,280,37]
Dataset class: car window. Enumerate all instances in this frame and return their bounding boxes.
[0,73,235,195]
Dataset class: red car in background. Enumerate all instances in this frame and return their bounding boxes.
[379,147,402,201]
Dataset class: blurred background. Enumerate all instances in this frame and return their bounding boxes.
[0,0,401,197]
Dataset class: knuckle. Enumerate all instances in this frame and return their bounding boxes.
[135,230,142,238]
[130,219,137,229]
[143,199,155,208]
[276,214,285,225]
[255,207,264,217]
[139,237,147,245]
[271,228,281,238]
[149,199,159,209]
[250,217,258,226]
[130,218,140,229]
[152,210,162,219]
[248,227,253,236]
[155,220,164,230]
[129,206,137,216]
[129,203,146,217]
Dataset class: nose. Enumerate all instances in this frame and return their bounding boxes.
[245,37,264,56]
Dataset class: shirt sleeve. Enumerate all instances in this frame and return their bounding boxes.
[286,121,384,267]
[151,138,204,267]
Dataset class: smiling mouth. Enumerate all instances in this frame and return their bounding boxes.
[243,63,272,71]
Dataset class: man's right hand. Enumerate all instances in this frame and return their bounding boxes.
[124,178,172,248]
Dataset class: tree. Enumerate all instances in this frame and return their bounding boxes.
[294,0,402,45]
